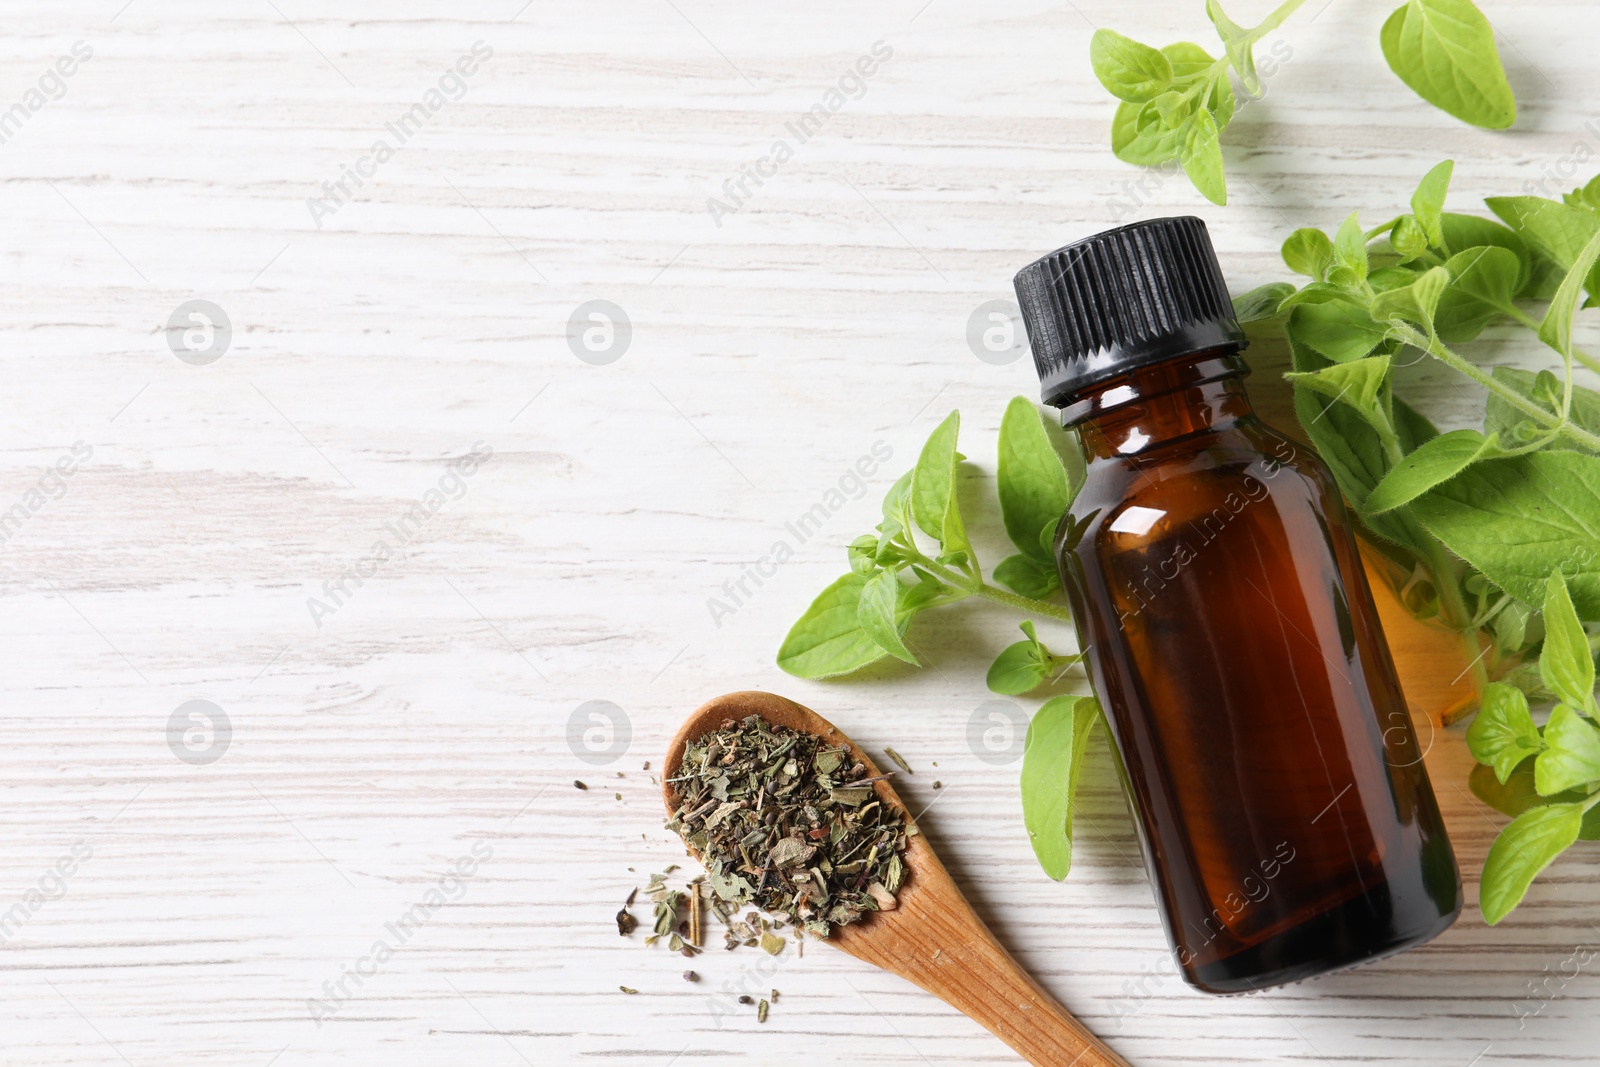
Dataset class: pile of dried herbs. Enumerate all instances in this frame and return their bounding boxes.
[664,715,913,938]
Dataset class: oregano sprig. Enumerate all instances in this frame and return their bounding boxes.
[1255,159,1600,921]
[776,398,1102,882]
[777,400,1079,681]
[1094,0,1517,204]
[778,161,1600,918]
[1468,574,1600,924]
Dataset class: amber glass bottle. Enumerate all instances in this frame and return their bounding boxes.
[1013,218,1460,993]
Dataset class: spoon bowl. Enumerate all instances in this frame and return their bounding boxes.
[663,690,1132,1067]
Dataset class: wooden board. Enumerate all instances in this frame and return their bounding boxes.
[1,1,1597,1064]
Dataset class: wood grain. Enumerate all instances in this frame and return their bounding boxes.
[0,1,1597,1064]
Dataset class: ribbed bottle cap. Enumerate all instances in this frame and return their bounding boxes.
[1012,217,1246,407]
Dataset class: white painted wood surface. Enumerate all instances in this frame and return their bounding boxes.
[1,1,1597,1063]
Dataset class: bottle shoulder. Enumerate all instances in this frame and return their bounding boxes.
[1064,422,1341,555]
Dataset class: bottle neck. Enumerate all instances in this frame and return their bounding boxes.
[1061,351,1253,461]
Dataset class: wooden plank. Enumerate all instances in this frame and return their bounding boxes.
[0,1,1596,1063]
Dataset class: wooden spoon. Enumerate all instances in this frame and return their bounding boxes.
[662,690,1132,1067]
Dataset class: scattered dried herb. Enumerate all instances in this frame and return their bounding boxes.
[573,780,587,790]
[654,890,684,937]
[883,746,913,774]
[758,998,770,1023]
[619,986,637,994]
[665,715,914,938]
[682,970,698,982]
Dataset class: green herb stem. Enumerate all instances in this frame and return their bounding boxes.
[910,552,1077,624]
[1168,0,1309,112]
[1411,330,1600,453]
[973,582,1077,624]
[1248,0,1309,38]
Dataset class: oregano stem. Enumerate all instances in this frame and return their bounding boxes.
[1249,0,1310,37]
[1173,0,1308,110]
[1411,331,1600,453]
[905,552,1077,624]
[973,582,1077,623]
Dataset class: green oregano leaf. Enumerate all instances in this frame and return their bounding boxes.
[1233,282,1297,323]
[1090,29,1174,103]
[1020,695,1101,881]
[1332,212,1370,288]
[1534,704,1600,796]
[776,573,890,679]
[1537,226,1600,358]
[1363,428,1504,515]
[1410,159,1454,246]
[934,461,977,575]
[1390,215,1430,261]
[1111,101,1182,165]
[1150,90,1194,131]
[994,554,1060,600]
[1480,802,1583,924]
[1539,569,1595,712]
[881,469,913,530]
[1410,452,1600,620]
[1278,282,1346,309]
[1285,354,1392,423]
[857,569,919,666]
[1282,228,1334,279]
[1485,196,1600,302]
[1466,682,1542,784]
[1286,300,1386,363]
[1180,108,1226,206]
[1369,265,1450,335]
[1380,0,1516,130]
[911,412,960,542]
[1161,41,1216,79]
[1435,245,1520,342]
[997,397,1071,564]
[986,620,1071,695]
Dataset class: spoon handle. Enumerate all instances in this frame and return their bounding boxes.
[841,885,1131,1067]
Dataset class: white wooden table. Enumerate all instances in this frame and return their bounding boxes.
[2,1,1596,1063]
